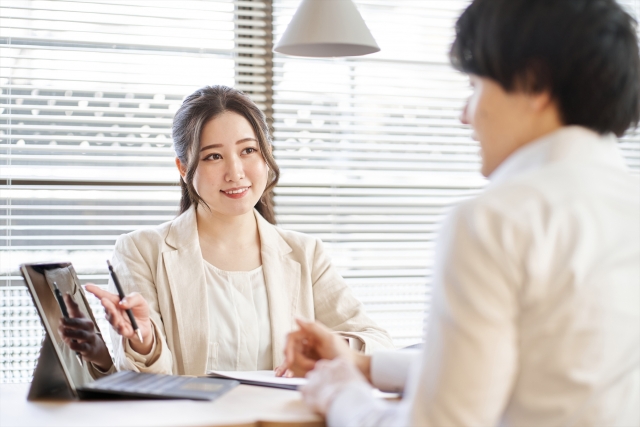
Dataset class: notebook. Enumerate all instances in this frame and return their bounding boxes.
[21,261,239,401]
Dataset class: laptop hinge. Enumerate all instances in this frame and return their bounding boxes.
[28,334,77,400]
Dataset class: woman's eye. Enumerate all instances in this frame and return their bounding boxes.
[204,153,222,160]
[243,147,258,154]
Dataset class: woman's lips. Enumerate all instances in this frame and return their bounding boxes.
[221,186,250,199]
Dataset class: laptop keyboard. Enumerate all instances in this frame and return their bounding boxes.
[85,370,194,395]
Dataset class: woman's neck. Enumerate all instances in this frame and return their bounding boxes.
[196,206,258,249]
[196,205,262,271]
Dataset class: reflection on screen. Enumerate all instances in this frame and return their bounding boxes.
[24,263,108,388]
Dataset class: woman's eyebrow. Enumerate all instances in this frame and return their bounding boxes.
[236,137,258,145]
[200,138,258,152]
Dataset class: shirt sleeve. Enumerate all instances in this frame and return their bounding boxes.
[123,319,161,367]
[400,201,521,426]
[108,234,173,374]
[327,382,409,427]
[370,349,421,393]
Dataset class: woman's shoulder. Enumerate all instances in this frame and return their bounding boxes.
[255,211,322,254]
[262,222,324,259]
[274,225,319,246]
[115,217,176,253]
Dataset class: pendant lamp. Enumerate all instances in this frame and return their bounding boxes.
[273,0,380,58]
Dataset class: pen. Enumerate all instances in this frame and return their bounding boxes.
[52,282,84,366]
[106,260,143,343]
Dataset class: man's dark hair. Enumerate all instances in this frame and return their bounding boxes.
[450,0,640,137]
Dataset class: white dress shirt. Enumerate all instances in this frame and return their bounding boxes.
[327,126,640,427]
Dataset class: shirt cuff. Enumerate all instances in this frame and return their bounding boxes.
[326,381,388,427]
[124,322,160,367]
[370,349,420,393]
[335,332,365,352]
[348,336,364,352]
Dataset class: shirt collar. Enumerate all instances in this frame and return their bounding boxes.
[489,126,626,185]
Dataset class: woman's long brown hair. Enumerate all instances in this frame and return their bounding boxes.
[172,86,279,224]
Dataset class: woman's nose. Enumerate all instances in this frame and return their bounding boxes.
[225,156,245,182]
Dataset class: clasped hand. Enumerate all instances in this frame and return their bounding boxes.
[275,319,374,415]
[276,318,371,379]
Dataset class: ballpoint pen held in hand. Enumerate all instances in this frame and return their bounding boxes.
[52,281,84,366]
[106,260,143,343]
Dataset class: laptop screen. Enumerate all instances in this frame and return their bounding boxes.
[21,262,112,390]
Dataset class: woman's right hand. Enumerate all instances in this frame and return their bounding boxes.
[84,284,154,355]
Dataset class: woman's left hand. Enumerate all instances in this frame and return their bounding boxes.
[274,362,294,377]
[277,319,353,378]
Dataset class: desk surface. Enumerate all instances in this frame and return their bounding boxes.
[0,382,324,427]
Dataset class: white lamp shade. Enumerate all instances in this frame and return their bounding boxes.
[273,0,380,58]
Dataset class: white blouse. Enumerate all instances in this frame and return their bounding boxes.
[203,261,273,371]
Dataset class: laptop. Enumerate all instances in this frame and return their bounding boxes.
[20,261,239,401]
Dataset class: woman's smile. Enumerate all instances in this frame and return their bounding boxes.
[221,186,251,199]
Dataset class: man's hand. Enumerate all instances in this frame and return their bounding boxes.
[58,293,112,370]
[301,357,372,416]
[85,284,154,355]
[277,319,372,380]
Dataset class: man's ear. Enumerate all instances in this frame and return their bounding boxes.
[175,157,187,181]
[529,90,555,113]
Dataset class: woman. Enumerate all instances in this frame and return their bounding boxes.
[83,85,392,375]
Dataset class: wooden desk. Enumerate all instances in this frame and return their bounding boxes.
[0,382,324,427]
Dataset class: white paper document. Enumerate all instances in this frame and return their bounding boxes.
[207,370,401,398]
[207,370,306,390]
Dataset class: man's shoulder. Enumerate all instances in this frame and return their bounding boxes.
[461,161,639,227]
[459,173,550,222]
[491,161,636,201]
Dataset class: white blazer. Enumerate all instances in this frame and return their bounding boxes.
[108,207,393,375]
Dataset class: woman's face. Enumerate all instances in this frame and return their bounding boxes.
[183,111,269,218]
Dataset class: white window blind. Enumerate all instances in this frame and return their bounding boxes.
[271,0,640,348]
[271,0,480,349]
[0,0,270,382]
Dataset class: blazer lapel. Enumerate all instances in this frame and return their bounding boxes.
[163,206,209,375]
[255,211,301,368]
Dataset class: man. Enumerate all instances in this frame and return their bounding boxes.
[279,0,640,425]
